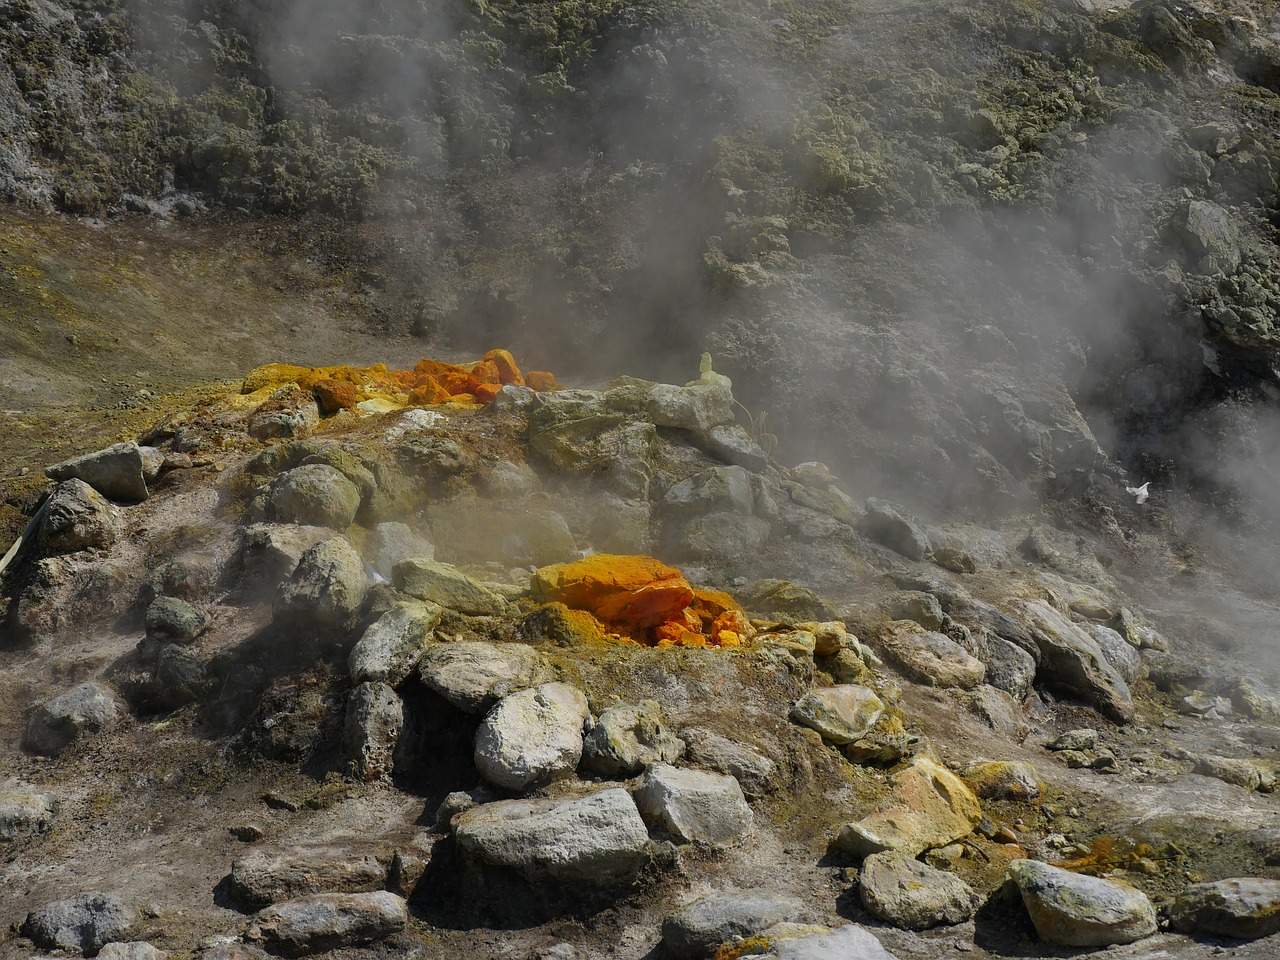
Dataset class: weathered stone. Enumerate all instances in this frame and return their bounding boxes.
[791,686,884,745]
[983,636,1037,701]
[144,596,207,643]
[1047,728,1097,751]
[1015,601,1134,723]
[1087,624,1142,684]
[344,682,404,782]
[474,682,589,791]
[1008,859,1157,947]
[835,756,982,857]
[883,592,946,631]
[531,555,693,631]
[1174,199,1241,271]
[369,522,434,580]
[966,685,1031,743]
[0,783,57,841]
[348,601,442,686]
[769,924,900,959]
[738,579,833,622]
[529,413,655,496]
[418,642,546,714]
[646,382,735,432]
[677,512,771,560]
[23,892,137,954]
[679,728,776,798]
[240,523,333,589]
[861,499,931,560]
[46,441,149,502]
[97,943,167,960]
[1168,878,1280,940]
[877,621,985,689]
[963,761,1042,801]
[700,424,770,471]
[268,464,361,530]
[581,701,684,777]
[196,943,269,960]
[393,558,507,616]
[859,852,981,930]
[452,788,651,885]
[273,538,368,633]
[244,891,407,956]
[155,644,206,709]
[662,466,754,519]
[23,681,120,755]
[634,764,753,847]
[38,479,122,553]
[662,893,803,959]
[428,505,576,568]
[1192,754,1275,792]
[230,844,391,910]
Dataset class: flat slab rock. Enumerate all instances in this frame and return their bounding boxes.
[229,843,392,909]
[1008,859,1156,947]
[452,788,651,885]
[1168,877,1280,940]
[768,923,900,959]
[633,763,753,847]
[244,891,407,957]
[662,892,805,959]
[419,641,546,714]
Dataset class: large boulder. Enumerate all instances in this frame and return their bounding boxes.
[23,682,120,755]
[0,783,57,841]
[46,441,150,502]
[662,892,804,959]
[37,479,122,553]
[23,892,137,954]
[531,555,693,632]
[835,756,982,857]
[393,558,508,616]
[859,852,980,930]
[267,464,361,530]
[1168,878,1280,940]
[633,764,753,847]
[1174,199,1241,271]
[474,682,590,791]
[1008,859,1157,947]
[661,466,754,519]
[343,682,404,782]
[1014,601,1134,723]
[348,601,442,686]
[240,524,333,589]
[452,788,651,885]
[581,700,684,777]
[860,499,931,560]
[877,621,985,689]
[230,844,392,910]
[418,642,546,714]
[273,538,368,633]
[143,596,207,643]
[646,382,735,432]
[790,685,884,745]
[244,891,407,956]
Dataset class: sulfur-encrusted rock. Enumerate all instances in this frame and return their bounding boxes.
[1008,859,1156,947]
[0,783,57,841]
[581,700,684,777]
[1168,878,1280,940]
[230,844,391,910]
[877,621,985,689]
[393,558,507,616]
[680,727,776,797]
[791,685,883,745]
[348,601,441,686]
[23,681,120,756]
[418,641,546,714]
[662,892,804,959]
[46,440,150,502]
[859,852,981,930]
[531,554,693,631]
[23,892,137,954]
[244,891,407,956]
[343,682,404,782]
[273,538,368,633]
[474,682,590,790]
[453,788,651,885]
[634,764,753,847]
[835,756,982,857]
[38,479,122,553]
[963,760,1042,800]
[268,464,361,530]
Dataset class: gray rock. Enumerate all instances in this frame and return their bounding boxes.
[427,506,577,568]
[38,479,122,553]
[196,944,270,960]
[662,892,803,959]
[239,523,333,589]
[738,579,833,622]
[348,602,442,686]
[23,892,137,954]
[877,622,985,689]
[677,512,771,560]
[679,727,776,797]
[1168,878,1280,940]
[883,592,946,631]
[97,943,166,960]
[46,440,149,502]
[1191,754,1275,792]
[963,760,1042,800]
[344,682,404,782]
[230,844,391,910]
[581,701,684,777]
[155,644,206,709]
[834,757,982,858]
[791,686,884,745]
[1174,199,1241,271]
[771,924,900,959]
[529,413,655,497]
[646,382,735,432]
[144,596,207,643]
[860,499,931,560]
[860,852,981,930]
[268,464,361,530]
[370,522,434,579]
[392,558,507,616]
[418,641,546,714]
[273,538,368,633]
[1008,858,1157,947]
[1015,601,1134,723]
[1087,624,1141,684]
[452,788,651,885]
[244,891,407,956]
[1047,728,1097,751]
[983,635,1037,701]
[474,682,589,791]
[662,466,754,519]
[590,496,653,554]
[23,681,120,755]
[633,764,753,846]
[701,424,770,471]
[0,783,57,841]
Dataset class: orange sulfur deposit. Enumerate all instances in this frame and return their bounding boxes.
[240,348,562,411]
[531,554,753,648]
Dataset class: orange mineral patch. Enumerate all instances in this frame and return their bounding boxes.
[532,555,695,632]
[312,378,357,415]
[526,370,561,392]
[484,348,525,385]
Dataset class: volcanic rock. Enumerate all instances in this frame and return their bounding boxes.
[0,783,57,841]
[244,891,407,956]
[348,601,441,686]
[768,924,900,959]
[452,788,651,885]
[230,844,391,910]
[790,685,884,745]
[963,760,1042,800]
[983,635,1037,701]
[343,681,404,781]
[738,579,833,621]
[97,943,166,960]
[531,554,694,631]
[267,464,361,530]
[144,595,207,643]
[633,764,753,846]
[427,505,576,568]
[1168,878,1280,940]
[1015,600,1134,722]
[662,466,754,519]
[677,512,772,560]
[46,440,150,502]
[273,537,368,633]
[23,892,137,954]
[835,756,983,857]
[877,620,985,689]
[369,522,434,579]
[393,558,508,616]
[473,682,590,790]
[1174,199,1241,271]
[860,499,931,560]
[1008,858,1157,947]
[662,892,804,959]
[580,700,684,777]
[155,644,206,709]
[418,641,546,714]
[23,681,120,755]
[646,382,735,432]
[239,523,333,589]
[700,424,770,471]
[37,478,122,553]
[859,852,981,929]
[1086,623,1142,684]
